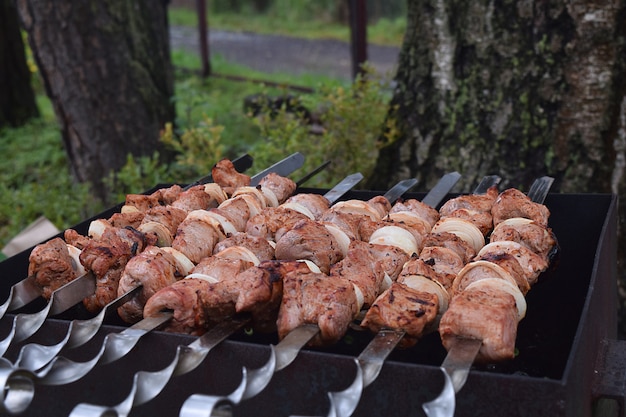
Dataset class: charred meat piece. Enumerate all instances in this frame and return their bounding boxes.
[124,184,183,212]
[366,243,411,282]
[439,282,519,363]
[490,219,558,261]
[274,219,343,274]
[171,184,220,212]
[117,246,190,323]
[399,256,455,291]
[388,198,440,228]
[330,240,385,307]
[439,185,499,235]
[28,237,81,299]
[491,188,551,227]
[108,211,145,229]
[245,206,312,241]
[277,267,359,346]
[213,232,275,262]
[361,282,439,348]
[422,232,476,264]
[212,158,251,195]
[258,172,297,204]
[80,226,153,313]
[143,257,254,335]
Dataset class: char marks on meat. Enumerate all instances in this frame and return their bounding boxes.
[274,219,343,274]
[80,226,153,313]
[361,282,438,347]
[28,237,79,299]
[439,186,499,235]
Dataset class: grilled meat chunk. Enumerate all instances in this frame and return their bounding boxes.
[491,188,550,227]
[171,214,222,264]
[277,268,359,346]
[258,172,297,204]
[490,220,558,261]
[124,184,183,212]
[439,283,519,363]
[28,237,81,299]
[422,232,476,264]
[439,185,499,235]
[330,240,385,307]
[80,226,153,313]
[398,256,455,291]
[117,246,189,323]
[274,219,343,274]
[361,282,438,347]
[212,158,250,195]
[388,198,440,228]
[213,232,275,262]
[143,257,254,334]
[245,206,311,241]
[171,184,220,212]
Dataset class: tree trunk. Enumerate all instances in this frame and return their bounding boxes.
[369,1,626,334]
[0,0,39,128]
[16,0,175,201]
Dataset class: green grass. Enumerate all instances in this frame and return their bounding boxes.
[168,6,406,47]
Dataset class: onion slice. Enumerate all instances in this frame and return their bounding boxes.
[400,274,450,314]
[160,247,195,275]
[185,273,220,283]
[369,225,418,255]
[66,244,86,276]
[431,218,485,253]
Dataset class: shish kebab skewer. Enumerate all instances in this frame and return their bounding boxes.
[0,153,305,359]
[421,176,555,417]
[6,160,331,374]
[293,175,502,417]
[0,172,365,415]
[177,172,462,417]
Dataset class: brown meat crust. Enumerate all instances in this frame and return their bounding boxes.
[274,219,343,274]
[491,188,550,227]
[439,285,519,363]
[28,237,78,299]
[361,282,439,347]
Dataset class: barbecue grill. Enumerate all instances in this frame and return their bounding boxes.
[0,188,620,417]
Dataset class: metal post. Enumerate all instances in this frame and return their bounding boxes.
[196,0,211,77]
[348,0,368,80]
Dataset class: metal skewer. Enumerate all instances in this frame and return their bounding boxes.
[0,153,305,359]
[421,175,555,417]
[178,173,463,417]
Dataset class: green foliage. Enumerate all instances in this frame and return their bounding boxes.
[248,67,398,187]
[103,152,172,204]
[0,118,103,247]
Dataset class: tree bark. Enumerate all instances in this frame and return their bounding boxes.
[0,0,39,128]
[369,0,626,333]
[16,0,175,201]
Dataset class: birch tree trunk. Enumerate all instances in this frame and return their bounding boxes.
[369,0,626,335]
[16,0,175,201]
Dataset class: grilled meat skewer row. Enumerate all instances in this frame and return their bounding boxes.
[439,187,557,363]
